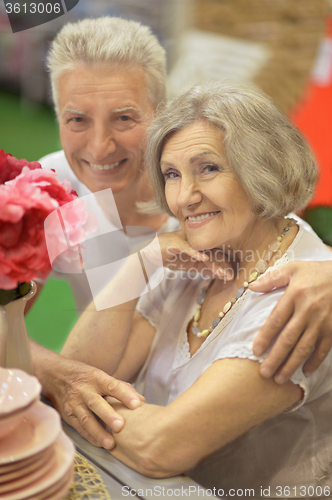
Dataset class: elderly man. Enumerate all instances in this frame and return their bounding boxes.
[31,16,332,451]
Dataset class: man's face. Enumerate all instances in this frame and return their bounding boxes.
[58,64,155,195]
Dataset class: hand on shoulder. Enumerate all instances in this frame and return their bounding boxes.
[250,260,332,382]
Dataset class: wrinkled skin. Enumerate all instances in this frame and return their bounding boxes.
[31,340,144,449]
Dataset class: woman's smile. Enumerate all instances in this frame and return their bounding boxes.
[185,210,221,228]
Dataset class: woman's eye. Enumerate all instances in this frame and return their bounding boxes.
[201,164,222,176]
[203,164,218,173]
[163,171,179,181]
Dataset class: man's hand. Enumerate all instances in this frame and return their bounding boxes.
[250,261,332,384]
[31,341,144,449]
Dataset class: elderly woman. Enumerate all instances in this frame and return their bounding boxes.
[63,81,332,494]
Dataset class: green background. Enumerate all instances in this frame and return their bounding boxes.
[0,89,78,352]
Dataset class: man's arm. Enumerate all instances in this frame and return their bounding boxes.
[61,246,157,375]
[250,260,332,383]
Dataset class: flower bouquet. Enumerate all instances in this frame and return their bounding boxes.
[0,149,95,372]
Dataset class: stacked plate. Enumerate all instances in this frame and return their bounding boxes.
[0,367,75,500]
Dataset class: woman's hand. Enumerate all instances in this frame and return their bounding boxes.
[141,230,233,280]
[31,341,144,449]
[250,261,332,383]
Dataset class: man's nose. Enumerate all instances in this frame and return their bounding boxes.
[88,126,116,161]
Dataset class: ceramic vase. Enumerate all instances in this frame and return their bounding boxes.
[0,281,36,375]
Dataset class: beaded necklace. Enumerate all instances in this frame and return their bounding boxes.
[192,219,296,339]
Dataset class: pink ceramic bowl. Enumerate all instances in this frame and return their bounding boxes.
[0,368,41,418]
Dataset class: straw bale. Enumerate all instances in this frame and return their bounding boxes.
[195,0,331,112]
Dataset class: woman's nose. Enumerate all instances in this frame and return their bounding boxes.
[177,178,202,208]
[88,126,116,161]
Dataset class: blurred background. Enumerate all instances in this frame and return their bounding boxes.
[1,0,332,351]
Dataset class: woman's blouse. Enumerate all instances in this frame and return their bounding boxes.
[136,226,332,497]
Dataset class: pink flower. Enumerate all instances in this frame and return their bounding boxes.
[44,197,97,275]
[0,154,96,290]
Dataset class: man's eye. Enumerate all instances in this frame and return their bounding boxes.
[70,117,84,123]
[113,115,136,130]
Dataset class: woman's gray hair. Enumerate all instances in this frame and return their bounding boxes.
[146,80,318,219]
[47,16,167,115]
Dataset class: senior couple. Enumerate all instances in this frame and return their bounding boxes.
[31,16,332,493]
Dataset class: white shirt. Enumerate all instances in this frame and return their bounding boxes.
[136,226,332,495]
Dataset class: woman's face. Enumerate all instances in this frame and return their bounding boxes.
[160,121,257,252]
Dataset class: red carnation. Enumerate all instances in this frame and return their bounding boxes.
[0,149,41,184]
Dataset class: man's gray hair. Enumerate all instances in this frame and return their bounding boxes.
[47,16,167,115]
[146,80,318,219]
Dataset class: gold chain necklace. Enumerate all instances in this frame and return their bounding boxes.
[192,219,296,339]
